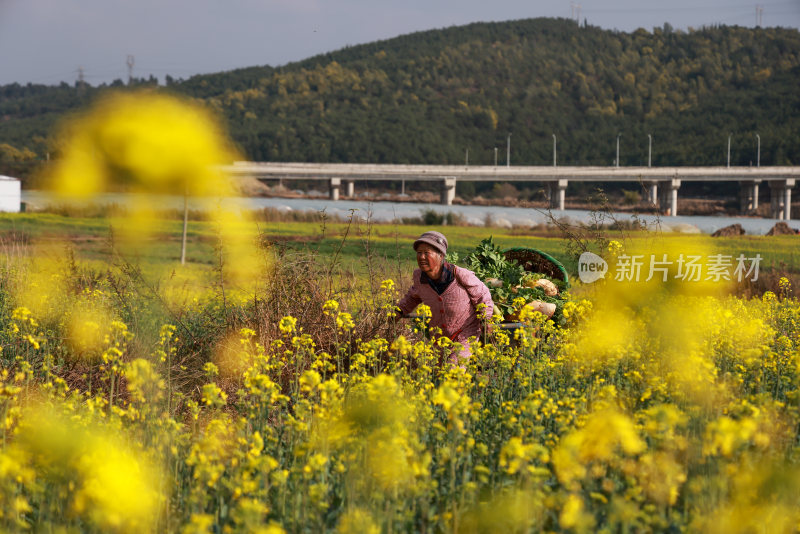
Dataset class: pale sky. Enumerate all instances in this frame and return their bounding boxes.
[1,0,798,87]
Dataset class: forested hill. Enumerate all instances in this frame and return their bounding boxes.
[2,18,799,181]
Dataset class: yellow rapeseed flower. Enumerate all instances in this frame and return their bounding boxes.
[323,299,340,316]
[336,507,380,534]
[16,405,161,533]
[279,316,298,335]
[336,312,355,332]
[559,493,595,532]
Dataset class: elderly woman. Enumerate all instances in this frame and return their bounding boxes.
[397,231,494,365]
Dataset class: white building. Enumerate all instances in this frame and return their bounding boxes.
[0,176,21,212]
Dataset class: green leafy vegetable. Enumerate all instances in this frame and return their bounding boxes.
[459,237,568,322]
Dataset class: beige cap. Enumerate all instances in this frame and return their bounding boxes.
[413,231,448,256]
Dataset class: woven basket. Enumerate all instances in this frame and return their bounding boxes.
[503,247,570,288]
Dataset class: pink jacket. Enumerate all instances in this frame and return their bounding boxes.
[398,265,494,357]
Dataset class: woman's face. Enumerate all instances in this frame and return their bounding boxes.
[416,243,444,280]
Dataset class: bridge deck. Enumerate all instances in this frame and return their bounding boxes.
[225,162,796,218]
[227,162,799,182]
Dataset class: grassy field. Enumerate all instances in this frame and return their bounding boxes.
[1,210,798,289]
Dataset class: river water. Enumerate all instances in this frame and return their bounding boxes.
[21,191,799,236]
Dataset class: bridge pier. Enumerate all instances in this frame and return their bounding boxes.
[440,177,456,205]
[645,180,659,207]
[329,177,341,201]
[658,179,680,216]
[768,179,795,220]
[547,179,568,210]
[739,180,761,213]
[345,180,355,197]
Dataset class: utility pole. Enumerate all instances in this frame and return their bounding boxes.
[77,66,86,96]
[494,147,498,167]
[727,134,732,168]
[552,134,557,167]
[570,2,582,25]
[506,133,512,167]
[755,133,760,167]
[180,193,188,265]
[465,148,469,166]
[616,133,621,167]
[126,54,135,85]
[648,134,652,167]
[756,5,763,27]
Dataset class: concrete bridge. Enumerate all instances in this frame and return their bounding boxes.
[226,162,799,220]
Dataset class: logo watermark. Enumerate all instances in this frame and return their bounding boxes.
[578,252,608,283]
[579,253,762,283]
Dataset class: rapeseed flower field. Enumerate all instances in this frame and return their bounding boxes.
[1,91,798,533]
[1,248,798,533]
